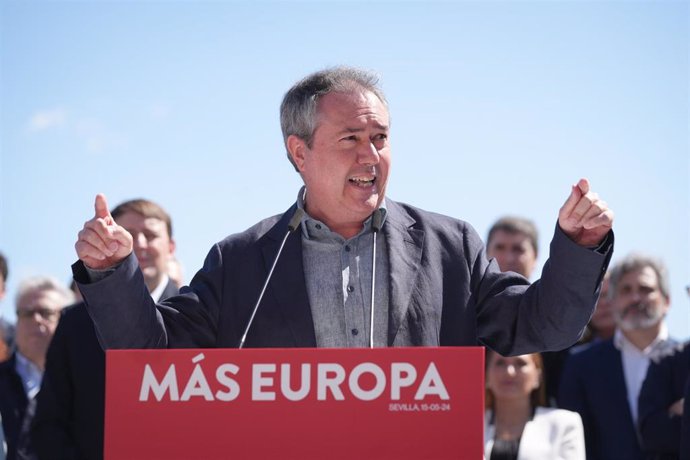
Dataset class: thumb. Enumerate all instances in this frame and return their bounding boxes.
[94,194,112,220]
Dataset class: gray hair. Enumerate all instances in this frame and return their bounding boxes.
[15,276,75,309]
[608,253,670,300]
[280,66,389,171]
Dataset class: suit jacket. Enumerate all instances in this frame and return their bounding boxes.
[0,354,29,460]
[681,378,690,460]
[484,407,586,459]
[559,339,654,460]
[638,340,690,460]
[30,280,178,460]
[74,200,612,355]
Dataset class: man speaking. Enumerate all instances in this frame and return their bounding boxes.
[73,66,614,355]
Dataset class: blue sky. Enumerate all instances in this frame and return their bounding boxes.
[1,1,688,340]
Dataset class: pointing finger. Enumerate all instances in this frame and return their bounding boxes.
[576,178,590,195]
[570,192,599,226]
[94,194,112,220]
[559,184,582,220]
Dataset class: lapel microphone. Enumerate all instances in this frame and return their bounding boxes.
[238,208,305,349]
[369,209,384,348]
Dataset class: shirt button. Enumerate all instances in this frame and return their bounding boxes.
[347,285,354,293]
[345,245,351,252]
[351,328,359,336]
[315,224,322,230]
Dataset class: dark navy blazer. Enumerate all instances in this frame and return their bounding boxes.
[559,339,647,460]
[638,340,690,460]
[0,353,29,460]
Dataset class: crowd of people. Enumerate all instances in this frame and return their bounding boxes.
[0,66,686,460]
[482,217,689,460]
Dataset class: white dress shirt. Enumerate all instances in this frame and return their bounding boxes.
[613,324,675,424]
[149,274,171,303]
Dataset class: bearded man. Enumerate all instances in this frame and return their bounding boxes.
[558,254,677,460]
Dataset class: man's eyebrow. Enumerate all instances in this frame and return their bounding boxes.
[338,122,389,134]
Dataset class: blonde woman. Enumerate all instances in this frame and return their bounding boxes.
[484,350,585,460]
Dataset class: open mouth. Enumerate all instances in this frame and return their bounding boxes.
[348,176,376,188]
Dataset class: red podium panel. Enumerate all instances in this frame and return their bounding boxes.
[105,347,484,460]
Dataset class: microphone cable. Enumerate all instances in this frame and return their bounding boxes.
[238,208,304,349]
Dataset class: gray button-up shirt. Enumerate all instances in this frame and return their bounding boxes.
[297,188,390,347]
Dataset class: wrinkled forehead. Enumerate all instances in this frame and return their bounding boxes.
[488,230,532,247]
[115,211,169,234]
[616,266,661,291]
[315,89,389,122]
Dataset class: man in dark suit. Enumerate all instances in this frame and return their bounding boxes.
[558,254,677,460]
[0,252,12,364]
[681,377,690,460]
[72,66,614,356]
[0,277,74,460]
[638,340,690,459]
[31,199,179,460]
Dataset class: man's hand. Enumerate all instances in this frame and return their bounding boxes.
[558,178,614,247]
[669,398,684,416]
[75,194,133,269]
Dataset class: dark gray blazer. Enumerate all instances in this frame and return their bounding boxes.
[74,199,612,356]
[31,279,178,460]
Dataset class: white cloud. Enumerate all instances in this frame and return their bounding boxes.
[25,106,127,154]
[26,108,67,132]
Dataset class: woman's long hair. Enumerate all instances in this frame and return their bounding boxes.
[484,349,547,410]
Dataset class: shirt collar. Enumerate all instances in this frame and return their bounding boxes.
[149,274,171,303]
[296,186,387,242]
[15,351,43,399]
[613,322,669,354]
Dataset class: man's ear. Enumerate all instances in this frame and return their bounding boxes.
[287,135,308,173]
[168,238,176,256]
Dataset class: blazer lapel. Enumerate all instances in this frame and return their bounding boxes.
[384,201,425,345]
[261,206,316,347]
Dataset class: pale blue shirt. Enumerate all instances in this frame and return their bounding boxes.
[15,351,42,400]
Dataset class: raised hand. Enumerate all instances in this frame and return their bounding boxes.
[558,178,614,247]
[75,194,133,269]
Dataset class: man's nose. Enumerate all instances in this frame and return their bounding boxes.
[630,290,642,303]
[357,141,380,165]
[133,233,147,249]
[506,364,516,375]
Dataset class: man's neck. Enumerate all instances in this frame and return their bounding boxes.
[492,397,532,439]
[145,276,163,294]
[330,223,365,240]
[621,323,663,351]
